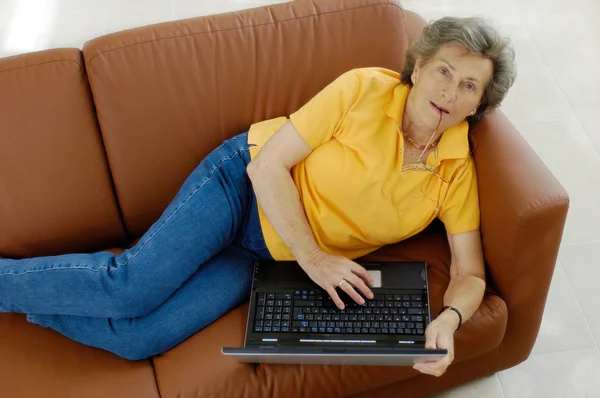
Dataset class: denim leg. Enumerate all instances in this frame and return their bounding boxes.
[0,132,257,319]
[28,244,270,361]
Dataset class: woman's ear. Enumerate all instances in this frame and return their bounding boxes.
[411,58,422,85]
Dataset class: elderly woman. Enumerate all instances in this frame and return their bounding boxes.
[0,16,515,373]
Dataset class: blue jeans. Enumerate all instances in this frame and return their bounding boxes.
[0,132,272,360]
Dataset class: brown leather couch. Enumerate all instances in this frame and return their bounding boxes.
[0,0,569,396]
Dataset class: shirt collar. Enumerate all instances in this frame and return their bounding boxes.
[384,83,471,162]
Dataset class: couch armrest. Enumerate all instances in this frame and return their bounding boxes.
[472,112,569,370]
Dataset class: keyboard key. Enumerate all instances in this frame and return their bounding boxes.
[282,321,290,327]
[369,328,377,334]
[295,314,304,320]
[292,327,299,332]
[302,290,308,296]
[402,315,410,322]
[299,327,307,332]
[301,295,308,300]
[397,328,404,334]
[367,315,374,321]
[318,321,327,328]
[399,309,407,314]
[412,302,422,308]
[324,314,332,321]
[256,308,265,320]
[294,290,301,295]
[353,328,361,333]
[382,328,389,334]
[411,294,421,301]
[275,300,282,307]
[334,327,342,333]
[350,315,358,321]
[317,295,324,301]
[416,322,424,329]
[373,308,381,314]
[368,301,377,308]
[258,297,265,306]
[265,314,273,320]
[408,308,422,314]
[406,328,414,334]
[402,295,411,301]
[311,327,318,333]
[417,328,424,335]
[344,322,353,328]
[402,302,411,308]
[411,315,423,322]
[390,322,397,328]
[346,328,353,333]
[389,328,397,334]
[309,290,316,296]
[267,293,275,299]
[266,307,274,313]
[283,307,291,314]
[254,327,263,332]
[281,327,289,332]
[315,315,323,321]
[316,301,323,307]
[386,294,394,301]
[327,321,335,328]
[382,308,390,315]
[377,301,385,307]
[332,315,340,321]
[390,309,398,314]
[276,293,291,300]
[374,294,385,300]
[394,294,402,301]
[393,315,402,322]
[384,315,393,322]
[399,322,407,329]
[376,315,384,322]
[327,327,334,333]
[305,314,313,321]
[274,314,281,320]
[284,300,292,306]
[361,328,369,333]
[372,322,380,328]
[264,327,272,332]
[353,322,362,328]
[272,320,281,327]
[309,321,318,327]
[319,327,326,333]
[272,327,280,332]
[274,307,282,313]
[335,321,344,328]
[382,322,389,328]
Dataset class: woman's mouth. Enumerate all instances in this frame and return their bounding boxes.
[429,101,450,116]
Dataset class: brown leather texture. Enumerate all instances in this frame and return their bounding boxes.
[0,49,126,258]
[0,313,160,398]
[152,227,508,398]
[82,0,408,239]
[471,113,569,370]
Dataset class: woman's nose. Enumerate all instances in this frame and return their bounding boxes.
[441,83,457,102]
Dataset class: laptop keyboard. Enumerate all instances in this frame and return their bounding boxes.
[253,289,428,336]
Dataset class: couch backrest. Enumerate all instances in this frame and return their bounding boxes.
[82,0,412,238]
[0,49,126,257]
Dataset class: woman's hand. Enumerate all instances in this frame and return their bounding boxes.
[299,249,374,309]
[413,311,459,376]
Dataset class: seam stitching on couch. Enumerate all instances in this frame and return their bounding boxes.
[0,58,84,75]
[86,2,403,73]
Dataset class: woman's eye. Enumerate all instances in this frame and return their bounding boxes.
[465,83,475,91]
[439,67,448,75]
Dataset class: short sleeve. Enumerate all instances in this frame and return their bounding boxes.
[438,157,480,234]
[289,69,361,149]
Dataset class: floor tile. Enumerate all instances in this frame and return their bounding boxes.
[531,261,595,354]
[173,0,289,19]
[572,100,600,155]
[106,0,174,34]
[514,118,600,244]
[431,374,504,398]
[560,243,600,346]
[35,8,108,50]
[498,348,600,398]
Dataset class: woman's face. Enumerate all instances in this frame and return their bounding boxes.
[410,44,494,131]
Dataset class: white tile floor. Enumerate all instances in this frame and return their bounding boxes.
[1,0,598,396]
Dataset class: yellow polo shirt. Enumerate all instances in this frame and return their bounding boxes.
[248,67,479,261]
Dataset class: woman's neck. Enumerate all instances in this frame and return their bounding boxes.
[402,94,443,146]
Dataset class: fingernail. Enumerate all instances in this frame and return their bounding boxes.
[359,299,365,305]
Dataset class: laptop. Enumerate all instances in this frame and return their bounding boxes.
[222,260,447,366]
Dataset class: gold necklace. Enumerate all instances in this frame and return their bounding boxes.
[397,125,440,151]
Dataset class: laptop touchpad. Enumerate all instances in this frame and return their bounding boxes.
[367,270,382,288]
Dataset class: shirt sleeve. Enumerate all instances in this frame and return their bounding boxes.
[289,69,362,149]
[438,157,481,235]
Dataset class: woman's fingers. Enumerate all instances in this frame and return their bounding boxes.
[339,279,365,306]
[344,273,373,300]
[350,263,375,287]
[325,286,345,310]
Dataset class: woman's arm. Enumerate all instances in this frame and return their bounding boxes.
[247,121,374,308]
[414,229,486,376]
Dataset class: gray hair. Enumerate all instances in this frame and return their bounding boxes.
[401,17,517,122]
